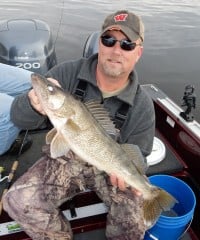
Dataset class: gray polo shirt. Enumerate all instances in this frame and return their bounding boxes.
[11,54,155,157]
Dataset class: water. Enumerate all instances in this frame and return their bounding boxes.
[0,0,200,121]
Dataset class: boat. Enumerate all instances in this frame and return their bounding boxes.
[0,20,199,240]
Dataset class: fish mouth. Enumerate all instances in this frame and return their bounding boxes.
[31,73,43,86]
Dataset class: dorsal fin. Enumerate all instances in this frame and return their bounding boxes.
[84,100,119,140]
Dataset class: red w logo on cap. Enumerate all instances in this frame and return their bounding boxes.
[114,14,128,22]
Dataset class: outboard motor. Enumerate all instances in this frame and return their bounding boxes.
[0,19,57,74]
[83,31,100,58]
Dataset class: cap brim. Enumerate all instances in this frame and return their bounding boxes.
[101,25,139,42]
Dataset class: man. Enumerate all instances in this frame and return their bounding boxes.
[3,10,155,240]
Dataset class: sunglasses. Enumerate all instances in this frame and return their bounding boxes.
[101,35,141,51]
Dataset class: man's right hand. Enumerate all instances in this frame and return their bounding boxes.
[28,89,46,115]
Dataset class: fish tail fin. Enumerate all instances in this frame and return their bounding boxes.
[143,187,177,228]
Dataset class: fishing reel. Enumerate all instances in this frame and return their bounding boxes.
[180,85,196,122]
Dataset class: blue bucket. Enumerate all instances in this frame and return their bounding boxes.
[144,175,196,240]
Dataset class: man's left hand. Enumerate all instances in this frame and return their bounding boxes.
[109,174,142,196]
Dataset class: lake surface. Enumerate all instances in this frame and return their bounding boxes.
[0,0,200,121]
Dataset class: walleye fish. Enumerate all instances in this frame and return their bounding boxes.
[31,73,177,228]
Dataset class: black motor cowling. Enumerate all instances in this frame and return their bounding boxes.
[0,19,57,74]
[83,31,99,58]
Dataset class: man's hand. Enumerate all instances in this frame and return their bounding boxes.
[28,77,61,115]
[109,173,142,196]
[28,89,46,115]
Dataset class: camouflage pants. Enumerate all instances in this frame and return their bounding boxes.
[3,145,146,240]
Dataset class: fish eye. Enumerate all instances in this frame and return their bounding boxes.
[47,85,54,92]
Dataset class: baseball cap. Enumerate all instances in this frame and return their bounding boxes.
[101,10,144,42]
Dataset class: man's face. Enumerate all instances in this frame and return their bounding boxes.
[98,30,143,78]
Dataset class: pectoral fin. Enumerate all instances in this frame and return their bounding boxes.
[50,133,70,159]
[66,119,81,133]
[46,128,57,144]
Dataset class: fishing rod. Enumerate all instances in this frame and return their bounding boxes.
[0,129,29,215]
